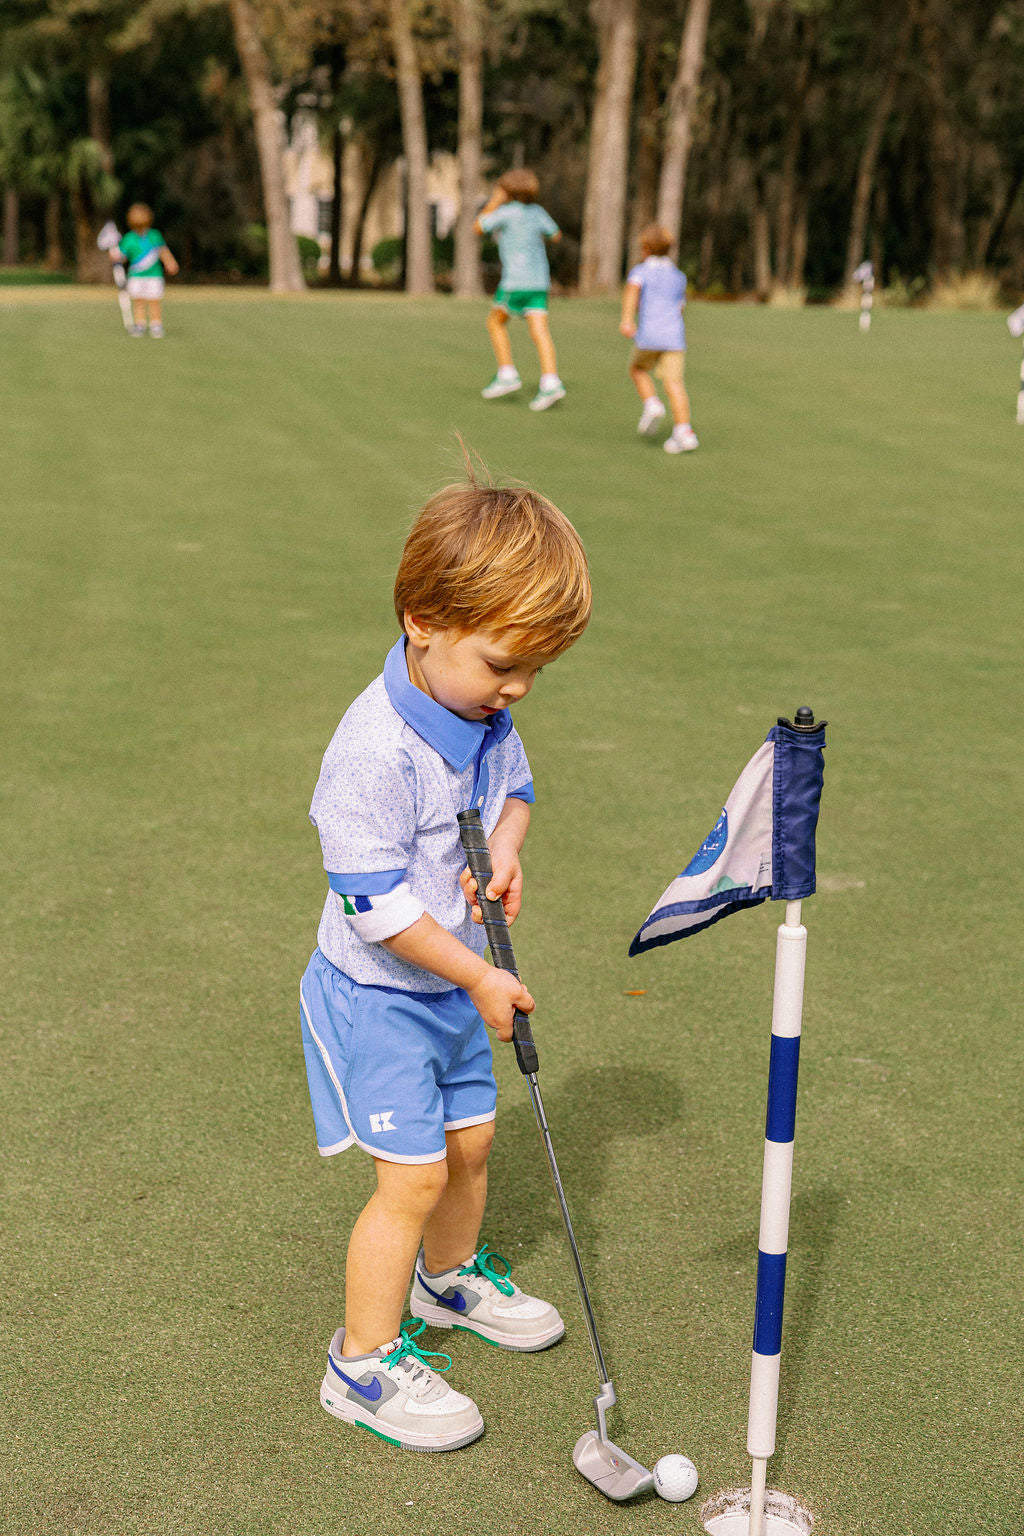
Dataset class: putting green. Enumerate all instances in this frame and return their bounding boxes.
[1,291,1019,1535]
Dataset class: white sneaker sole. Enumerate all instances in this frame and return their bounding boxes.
[409,1298,565,1352]
[320,1376,484,1452]
[638,410,666,436]
[664,437,698,453]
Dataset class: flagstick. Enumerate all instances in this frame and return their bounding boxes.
[746,897,806,1536]
[1016,339,1024,425]
[858,273,873,331]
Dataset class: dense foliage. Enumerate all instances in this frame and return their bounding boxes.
[2,0,1023,295]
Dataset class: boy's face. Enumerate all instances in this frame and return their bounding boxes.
[404,621,560,722]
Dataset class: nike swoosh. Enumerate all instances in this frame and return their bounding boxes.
[328,1354,383,1401]
[417,1271,468,1312]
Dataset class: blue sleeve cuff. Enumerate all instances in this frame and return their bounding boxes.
[327,868,407,895]
[508,782,535,804]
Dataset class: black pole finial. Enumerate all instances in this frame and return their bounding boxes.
[794,706,815,729]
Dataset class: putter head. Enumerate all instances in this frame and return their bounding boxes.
[573,1430,654,1501]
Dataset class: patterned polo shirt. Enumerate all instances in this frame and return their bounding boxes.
[309,637,534,992]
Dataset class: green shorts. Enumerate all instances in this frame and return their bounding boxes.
[493,288,549,317]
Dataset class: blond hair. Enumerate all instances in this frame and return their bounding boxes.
[497,168,540,205]
[394,479,591,657]
[639,223,673,257]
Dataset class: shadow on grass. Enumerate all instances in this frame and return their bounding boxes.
[485,1063,687,1271]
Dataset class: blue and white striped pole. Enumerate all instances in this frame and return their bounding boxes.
[746,899,807,1536]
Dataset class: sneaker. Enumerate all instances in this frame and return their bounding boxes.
[129,325,145,338]
[149,323,165,339]
[320,1318,484,1452]
[528,382,567,412]
[410,1242,565,1352]
[664,426,699,454]
[637,398,667,436]
[481,372,522,399]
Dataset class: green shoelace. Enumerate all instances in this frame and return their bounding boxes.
[382,1317,452,1375]
[458,1242,515,1297]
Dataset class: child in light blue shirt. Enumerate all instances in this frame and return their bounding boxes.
[301,474,592,1454]
[619,224,698,453]
[476,169,566,411]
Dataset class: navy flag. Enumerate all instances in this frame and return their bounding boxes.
[630,714,826,956]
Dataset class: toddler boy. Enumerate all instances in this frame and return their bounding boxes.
[619,224,698,453]
[475,170,566,411]
[301,474,592,1451]
[110,203,179,338]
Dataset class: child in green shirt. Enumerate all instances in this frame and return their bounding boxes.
[111,203,179,338]
[475,170,566,411]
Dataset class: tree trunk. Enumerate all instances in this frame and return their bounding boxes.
[843,6,914,284]
[751,179,772,300]
[626,28,662,262]
[74,66,115,280]
[773,16,814,293]
[350,142,384,285]
[454,0,483,296]
[655,0,713,252]
[917,0,961,280]
[328,119,344,283]
[788,190,808,288]
[44,193,63,270]
[697,79,732,289]
[228,0,305,292]
[3,187,19,265]
[388,0,432,295]
[579,0,639,295]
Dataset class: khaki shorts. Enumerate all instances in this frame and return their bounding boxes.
[630,348,685,384]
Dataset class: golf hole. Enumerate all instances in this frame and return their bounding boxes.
[701,1487,814,1536]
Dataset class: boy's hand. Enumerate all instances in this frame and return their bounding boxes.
[460,838,523,925]
[467,964,534,1042]
[619,320,636,338]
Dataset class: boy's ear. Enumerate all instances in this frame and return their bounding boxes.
[403,611,434,646]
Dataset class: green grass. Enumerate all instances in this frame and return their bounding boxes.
[1,291,1021,1536]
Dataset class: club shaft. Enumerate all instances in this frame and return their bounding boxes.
[456,808,612,1388]
[523,1070,611,1384]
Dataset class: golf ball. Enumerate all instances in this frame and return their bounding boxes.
[653,1453,699,1502]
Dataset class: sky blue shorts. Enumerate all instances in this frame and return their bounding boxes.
[299,949,497,1164]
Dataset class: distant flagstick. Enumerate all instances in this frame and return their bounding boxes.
[1007,303,1024,424]
[97,220,134,331]
[852,261,874,331]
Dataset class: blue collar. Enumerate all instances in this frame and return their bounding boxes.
[383,637,513,771]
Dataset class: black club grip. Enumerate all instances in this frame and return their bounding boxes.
[457,809,539,1076]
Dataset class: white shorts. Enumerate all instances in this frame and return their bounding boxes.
[126,276,165,300]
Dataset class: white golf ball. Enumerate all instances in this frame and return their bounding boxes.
[653,1453,699,1502]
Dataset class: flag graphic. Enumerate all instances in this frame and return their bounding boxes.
[629,714,826,955]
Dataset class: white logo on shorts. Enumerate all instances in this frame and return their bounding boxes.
[369,1111,396,1133]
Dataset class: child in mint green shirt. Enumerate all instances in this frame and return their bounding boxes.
[475,170,565,412]
[111,203,179,338]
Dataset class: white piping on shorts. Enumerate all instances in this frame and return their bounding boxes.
[300,982,448,1165]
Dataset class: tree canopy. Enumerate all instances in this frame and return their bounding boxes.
[2,0,1022,296]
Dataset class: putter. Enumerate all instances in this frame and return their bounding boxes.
[97,221,134,330]
[457,808,654,1502]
